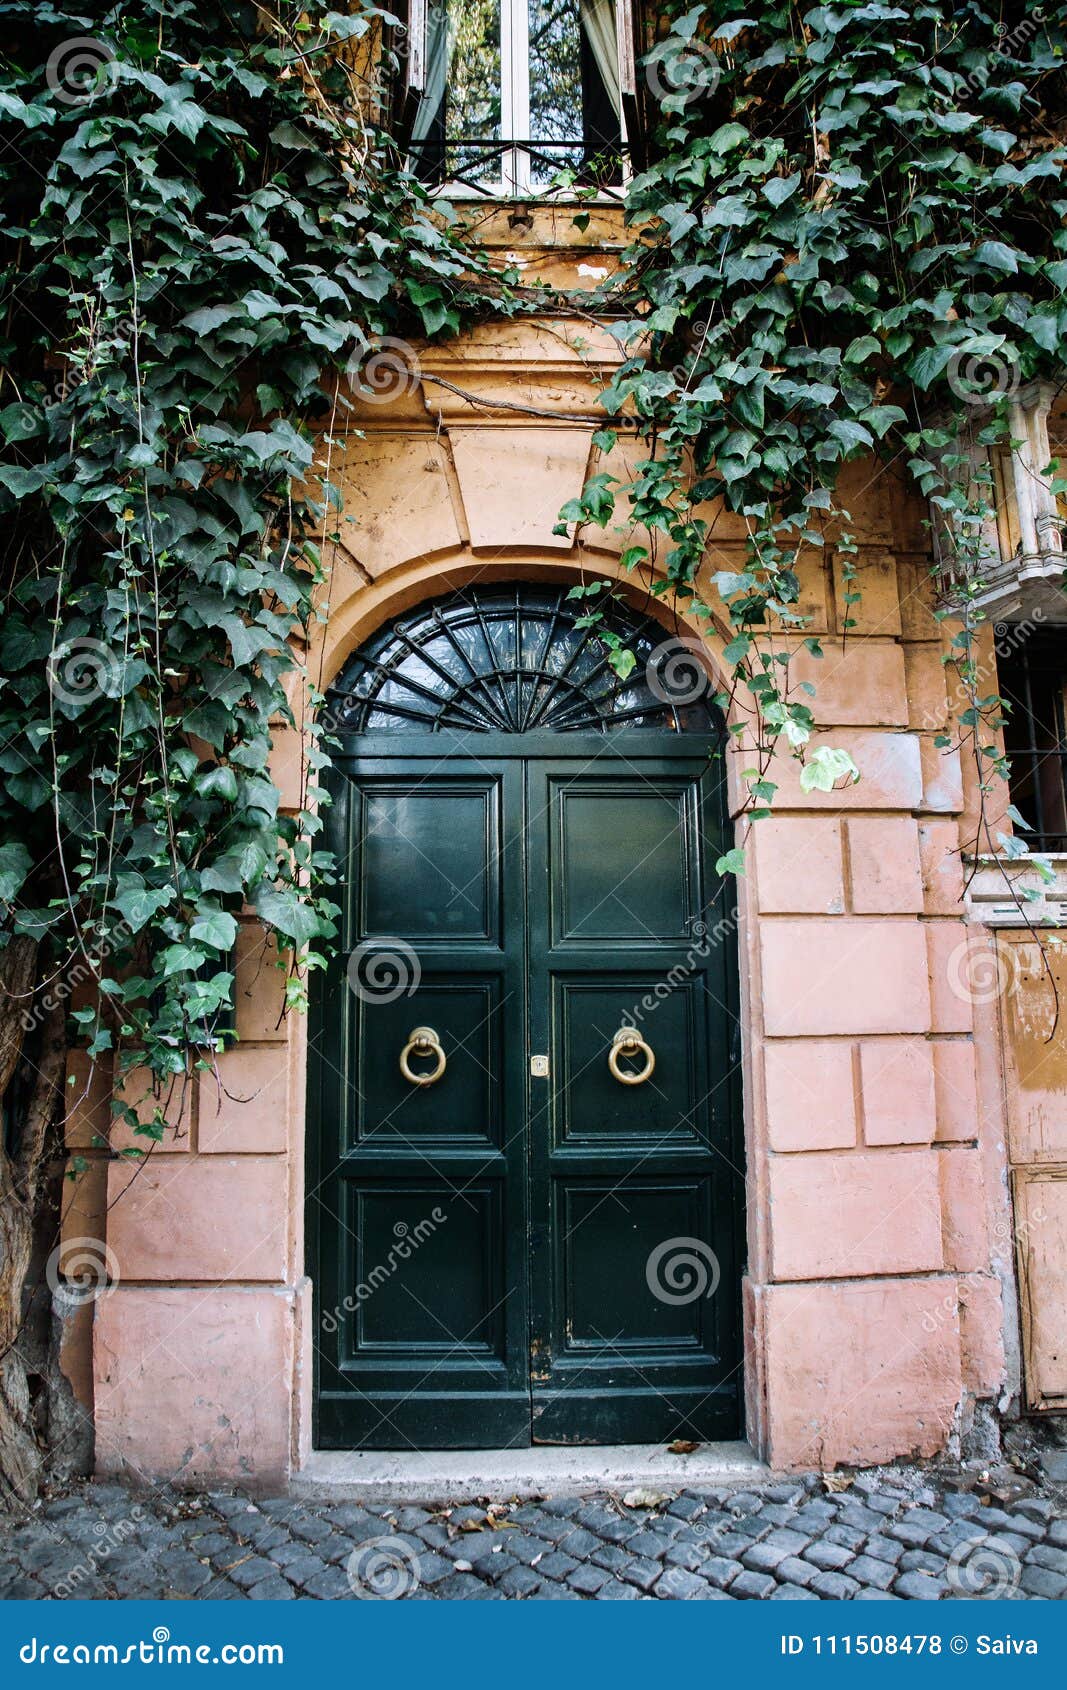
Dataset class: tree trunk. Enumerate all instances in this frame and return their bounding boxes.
[0,939,66,1512]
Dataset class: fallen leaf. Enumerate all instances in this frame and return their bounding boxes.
[623,1487,671,1509]
[822,1472,853,1494]
[668,1440,699,1455]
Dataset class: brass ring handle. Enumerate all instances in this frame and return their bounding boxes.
[608,1027,655,1086]
[399,1026,447,1088]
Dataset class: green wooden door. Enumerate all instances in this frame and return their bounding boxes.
[525,751,741,1443]
[310,733,742,1449]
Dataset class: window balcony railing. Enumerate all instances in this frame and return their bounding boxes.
[407,136,629,197]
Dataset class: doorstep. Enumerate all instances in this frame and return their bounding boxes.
[291,1441,768,1503]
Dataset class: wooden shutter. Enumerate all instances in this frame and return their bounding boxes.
[615,0,649,173]
[389,0,428,151]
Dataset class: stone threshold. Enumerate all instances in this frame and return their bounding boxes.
[292,1441,768,1503]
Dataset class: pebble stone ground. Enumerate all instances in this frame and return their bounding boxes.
[0,1468,1064,1601]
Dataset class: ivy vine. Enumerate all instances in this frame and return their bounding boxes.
[1,0,1066,1125]
[567,0,1067,895]
[0,0,507,1118]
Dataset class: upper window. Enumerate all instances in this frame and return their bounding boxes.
[999,627,1067,853]
[393,0,633,194]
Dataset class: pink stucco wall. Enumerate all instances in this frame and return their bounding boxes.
[64,282,1022,1483]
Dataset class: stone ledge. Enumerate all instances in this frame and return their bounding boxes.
[291,1443,768,1504]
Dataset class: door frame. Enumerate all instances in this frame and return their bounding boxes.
[306,729,746,1450]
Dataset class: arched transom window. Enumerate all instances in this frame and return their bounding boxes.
[326,584,723,735]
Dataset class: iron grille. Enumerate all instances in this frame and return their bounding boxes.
[325,585,723,735]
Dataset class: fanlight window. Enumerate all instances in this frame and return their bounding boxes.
[391,0,642,193]
[326,585,722,735]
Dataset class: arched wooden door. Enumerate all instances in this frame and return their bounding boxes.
[308,586,744,1449]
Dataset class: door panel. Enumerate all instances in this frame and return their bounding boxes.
[353,978,503,1149]
[555,977,706,1145]
[561,1179,717,1350]
[359,783,501,943]
[310,737,742,1450]
[313,758,530,1449]
[527,756,741,1444]
[339,1183,505,1356]
[556,785,700,942]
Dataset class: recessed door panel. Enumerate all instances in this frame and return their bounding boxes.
[554,977,705,1147]
[560,1179,718,1353]
[340,1183,506,1359]
[358,782,501,944]
[555,784,700,943]
[353,979,503,1149]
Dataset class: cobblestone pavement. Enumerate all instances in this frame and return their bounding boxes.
[0,1468,1064,1601]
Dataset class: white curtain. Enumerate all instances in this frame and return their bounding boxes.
[580,0,621,119]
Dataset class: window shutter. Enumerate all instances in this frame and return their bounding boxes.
[389,0,428,151]
[615,0,649,172]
